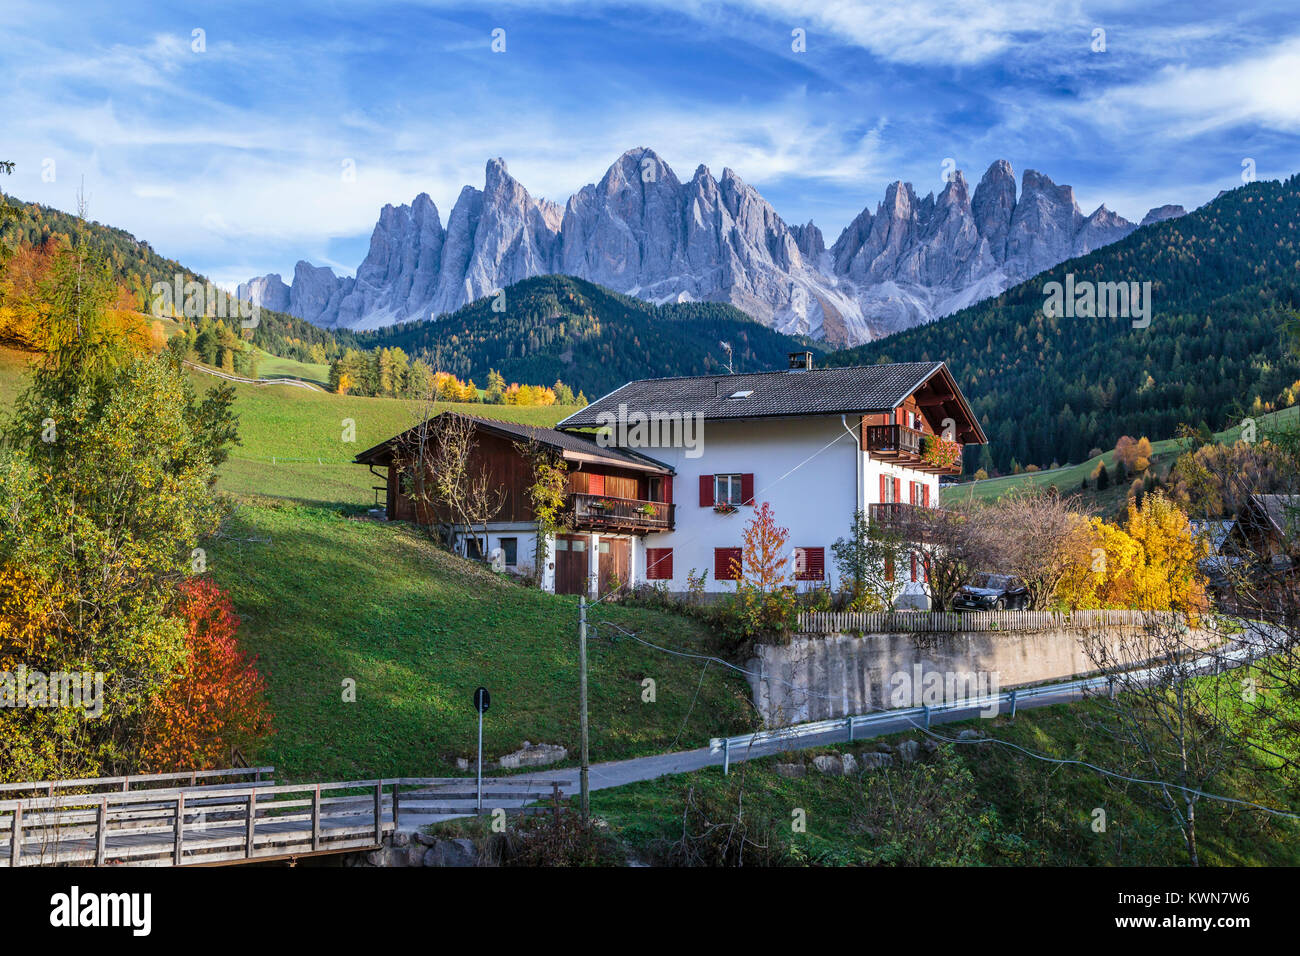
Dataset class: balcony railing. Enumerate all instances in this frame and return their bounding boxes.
[568,493,674,533]
[868,502,949,543]
[865,424,923,458]
[869,502,926,524]
[864,424,962,475]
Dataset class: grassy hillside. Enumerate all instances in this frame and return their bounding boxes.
[944,404,1300,513]
[208,500,755,780]
[0,344,576,507]
[586,697,1300,866]
[249,347,331,386]
[201,376,577,507]
[826,175,1300,475]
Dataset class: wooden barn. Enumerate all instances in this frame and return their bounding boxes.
[353,412,675,595]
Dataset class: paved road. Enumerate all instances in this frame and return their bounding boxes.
[397,629,1265,829]
[394,674,1096,830]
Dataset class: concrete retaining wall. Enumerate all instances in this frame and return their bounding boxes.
[748,625,1221,726]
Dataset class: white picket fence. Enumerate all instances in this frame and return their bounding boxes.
[796,608,1167,634]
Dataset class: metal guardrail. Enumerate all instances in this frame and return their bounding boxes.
[710,637,1257,773]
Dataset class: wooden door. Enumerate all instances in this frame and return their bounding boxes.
[597,537,630,594]
[555,534,589,595]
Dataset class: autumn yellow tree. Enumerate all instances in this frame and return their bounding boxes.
[1056,491,1207,612]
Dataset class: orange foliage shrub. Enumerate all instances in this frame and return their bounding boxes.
[138,578,272,772]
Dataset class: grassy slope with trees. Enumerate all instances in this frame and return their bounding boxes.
[825,175,1300,476]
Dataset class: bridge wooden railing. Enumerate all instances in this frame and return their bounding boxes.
[0,776,569,867]
[0,766,276,801]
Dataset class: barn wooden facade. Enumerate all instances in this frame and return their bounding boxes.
[353,413,674,595]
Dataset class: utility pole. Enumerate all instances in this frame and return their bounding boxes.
[578,596,590,820]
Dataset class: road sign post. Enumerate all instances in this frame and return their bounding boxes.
[473,686,490,813]
[579,597,590,821]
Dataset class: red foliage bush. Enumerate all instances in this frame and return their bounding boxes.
[138,578,272,771]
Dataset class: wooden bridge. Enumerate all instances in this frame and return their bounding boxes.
[0,767,572,867]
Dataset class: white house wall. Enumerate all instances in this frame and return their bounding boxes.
[630,415,940,602]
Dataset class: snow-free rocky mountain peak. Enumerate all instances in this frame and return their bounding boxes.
[240,149,1185,345]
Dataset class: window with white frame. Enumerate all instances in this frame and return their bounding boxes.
[714,474,745,505]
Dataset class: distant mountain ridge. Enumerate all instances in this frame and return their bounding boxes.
[822,175,1300,474]
[241,149,1185,345]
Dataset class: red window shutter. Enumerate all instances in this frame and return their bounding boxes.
[895,407,905,425]
[589,473,604,496]
[893,477,901,503]
[910,554,918,582]
[646,548,673,580]
[715,547,741,581]
[922,484,930,508]
[699,475,714,507]
[663,477,673,505]
[741,473,755,506]
[795,547,824,581]
[879,474,887,503]
[884,557,894,582]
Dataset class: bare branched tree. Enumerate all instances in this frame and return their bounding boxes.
[986,488,1094,609]
[394,404,503,555]
[892,503,997,610]
[1080,615,1238,866]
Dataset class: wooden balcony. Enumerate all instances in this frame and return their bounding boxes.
[869,502,926,524]
[567,493,674,534]
[868,502,951,543]
[864,424,962,475]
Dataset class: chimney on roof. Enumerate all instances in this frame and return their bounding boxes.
[788,351,813,372]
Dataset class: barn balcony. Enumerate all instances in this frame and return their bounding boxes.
[864,424,963,475]
[567,493,675,534]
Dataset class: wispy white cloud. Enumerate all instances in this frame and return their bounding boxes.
[1086,36,1300,135]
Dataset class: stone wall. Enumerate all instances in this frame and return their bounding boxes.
[748,624,1222,725]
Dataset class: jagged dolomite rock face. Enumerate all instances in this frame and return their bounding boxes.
[245,150,1183,345]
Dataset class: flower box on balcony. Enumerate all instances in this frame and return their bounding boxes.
[921,434,962,471]
[635,503,657,516]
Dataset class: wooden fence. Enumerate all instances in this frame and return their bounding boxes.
[796,608,1173,634]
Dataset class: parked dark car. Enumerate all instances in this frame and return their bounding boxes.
[951,573,1029,610]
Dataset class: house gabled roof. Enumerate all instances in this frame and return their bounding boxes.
[556,361,987,443]
[353,412,673,474]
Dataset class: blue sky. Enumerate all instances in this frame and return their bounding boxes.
[3,0,1298,289]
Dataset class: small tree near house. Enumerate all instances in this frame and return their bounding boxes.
[516,438,570,582]
[737,501,789,593]
[731,501,797,640]
[832,509,907,610]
